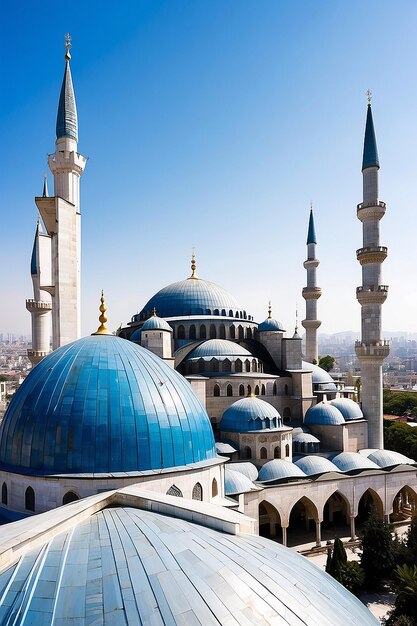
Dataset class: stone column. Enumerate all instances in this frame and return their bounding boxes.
[281,524,288,547]
[315,520,322,547]
[350,515,356,541]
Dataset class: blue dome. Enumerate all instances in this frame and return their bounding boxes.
[367,449,415,469]
[304,402,345,426]
[292,432,320,444]
[187,339,252,360]
[226,462,258,481]
[0,335,216,475]
[138,276,245,320]
[220,397,283,433]
[258,459,306,482]
[225,468,257,495]
[294,456,340,476]
[141,314,172,332]
[258,317,284,332]
[303,361,337,390]
[330,452,380,473]
[329,398,363,421]
[130,327,142,341]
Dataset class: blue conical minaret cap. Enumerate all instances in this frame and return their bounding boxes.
[307,208,317,245]
[30,220,41,276]
[362,103,379,171]
[56,34,78,142]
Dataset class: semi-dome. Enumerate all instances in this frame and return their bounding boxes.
[141,313,172,332]
[220,396,283,433]
[225,467,257,495]
[186,339,252,360]
[303,361,337,390]
[367,449,415,469]
[130,327,142,341]
[330,452,380,473]
[294,456,340,476]
[0,335,217,475]
[304,402,345,426]
[0,506,378,625]
[258,459,306,482]
[329,398,363,421]
[226,462,258,481]
[292,432,320,444]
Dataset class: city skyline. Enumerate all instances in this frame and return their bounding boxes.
[1,1,417,336]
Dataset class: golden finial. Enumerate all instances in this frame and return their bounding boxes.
[152,307,157,316]
[64,33,72,61]
[268,301,272,319]
[190,248,198,279]
[366,89,372,105]
[92,290,112,335]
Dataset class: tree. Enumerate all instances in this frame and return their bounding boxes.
[385,564,417,626]
[338,561,365,596]
[361,510,396,591]
[318,355,335,372]
[326,537,347,578]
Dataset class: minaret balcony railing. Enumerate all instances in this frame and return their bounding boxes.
[357,200,386,211]
[355,340,390,361]
[357,201,386,221]
[302,286,322,299]
[25,299,53,312]
[356,285,388,305]
[356,246,387,265]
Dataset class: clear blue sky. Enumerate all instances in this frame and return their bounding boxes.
[1,0,417,336]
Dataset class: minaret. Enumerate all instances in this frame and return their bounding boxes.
[302,208,321,363]
[35,34,87,349]
[26,180,52,365]
[355,92,389,449]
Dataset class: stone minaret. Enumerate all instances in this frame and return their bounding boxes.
[302,208,321,363]
[355,94,389,449]
[26,180,52,366]
[36,35,87,349]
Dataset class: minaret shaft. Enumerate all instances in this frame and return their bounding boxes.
[302,210,321,363]
[355,103,389,449]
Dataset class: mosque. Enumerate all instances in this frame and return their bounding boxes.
[0,37,414,623]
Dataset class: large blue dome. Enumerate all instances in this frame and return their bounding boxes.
[137,276,245,320]
[0,335,216,475]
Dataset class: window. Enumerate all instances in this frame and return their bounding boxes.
[235,359,242,373]
[178,325,185,339]
[273,382,277,396]
[213,384,220,397]
[25,486,35,512]
[189,324,196,339]
[284,384,288,395]
[247,328,252,339]
[219,324,226,339]
[255,385,260,395]
[1,482,7,506]
[247,385,252,395]
[285,444,290,457]
[243,446,252,459]
[210,324,216,339]
[63,491,79,505]
[230,326,236,339]
[245,360,251,372]
[166,485,183,497]
[212,478,218,497]
[214,309,220,316]
[260,447,267,459]
[252,359,258,372]
[238,326,244,340]
[227,384,233,397]
[200,325,207,339]
[274,446,280,458]
[239,384,245,396]
[192,483,203,501]
[261,384,266,396]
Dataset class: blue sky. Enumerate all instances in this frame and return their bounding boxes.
[1,0,417,336]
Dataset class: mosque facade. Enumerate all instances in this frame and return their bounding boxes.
[0,39,415,623]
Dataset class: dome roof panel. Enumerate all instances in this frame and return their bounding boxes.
[258,459,306,482]
[304,402,345,426]
[303,361,337,389]
[329,398,363,421]
[258,317,284,332]
[141,314,172,332]
[292,432,320,444]
[367,449,415,468]
[294,456,339,475]
[331,452,380,472]
[225,468,257,495]
[226,462,258,481]
[186,339,252,360]
[0,335,216,475]
[220,397,283,433]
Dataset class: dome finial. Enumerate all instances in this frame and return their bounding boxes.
[366,88,372,106]
[152,307,157,316]
[42,174,49,198]
[64,32,72,61]
[92,290,112,335]
[268,301,272,319]
[190,248,198,279]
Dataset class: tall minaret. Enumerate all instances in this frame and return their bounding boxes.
[302,208,321,363]
[355,92,389,449]
[26,179,52,366]
[36,34,87,349]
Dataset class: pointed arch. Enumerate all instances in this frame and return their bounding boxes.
[212,478,218,497]
[167,485,183,497]
[192,482,203,501]
[259,500,282,539]
[25,486,35,512]
[229,325,236,339]
[1,482,7,506]
[210,324,216,339]
[274,446,280,459]
[189,324,196,340]
[239,384,245,396]
[323,490,351,529]
[260,446,267,459]
[235,359,242,373]
[356,487,384,521]
[226,384,233,397]
[219,324,226,339]
[388,484,417,522]
[273,382,277,396]
[261,384,266,396]
[63,491,79,505]
[254,385,260,396]
[243,446,252,459]
[177,325,185,339]
[199,324,207,339]
[213,384,220,397]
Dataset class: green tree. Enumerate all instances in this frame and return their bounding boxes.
[361,510,396,591]
[338,561,365,596]
[318,355,335,372]
[326,537,347,578]
[385,565,417,626]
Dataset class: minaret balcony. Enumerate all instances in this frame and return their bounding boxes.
[26,299,53,313]
[356,285,388,305]
[355,340,390,361]
[356,246,387,265]
[301,319,322,330]
[303,258,319,269]
[357,201,386,221]
[302,286,322,300]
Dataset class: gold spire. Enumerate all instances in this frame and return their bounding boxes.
[268,301,272,319]
[64,33,72,61]
[92,290,112,335]
[190,249,198,279]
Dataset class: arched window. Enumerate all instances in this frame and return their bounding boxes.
[229,326,236,339]
[192,483,203,501]
[274,446,280,459]
[221,309,226,317]
[238,326,244,340]
[25,486,35,512]
[211,358,219,372]
[252,359,257,372]
[214,309,220,316]
[284,384,289,395]
[285,444,290,457]
[219,324,226,339]
[210,324,216,339]
[239,384,245,396]
[63,491,79,505]
[247,327,252,339]
[273,382,277,396]
[260,447,267,459]
[245,360,251,372]
[243,446,252,459]
[198,358,205,373]
[283,407,291,422]
[178,325,185,339]
[213,384,220,397]
[222,358,231,372]
[200,325,207,339]
[1,482,7,506]
[212,478,218,497]
[255,385,260,396]
[227,384,233,397]
[189,324,196,340]
[166,485,183,497]
[235,359,242,373]
[247,385,252,395]
[261,384,266,396]
[229,310,233,317]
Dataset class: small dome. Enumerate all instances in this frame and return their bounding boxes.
[304,402,345,426]
[258,459,306,482]
[225,467,257,495]
[186,339,252,360]
[0,335,216,475]
[220,397,283,433]
[329,398,363,421]
[292,432,320,444]
[141,314,172,332]
[303,361,337,390]
[294,456,340,476]
[258,317,284,332]
[130,327,142,341]
[226,462,258,481]
[291,425,311,436]
[367,449,415,469]
[331,452,380,473]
